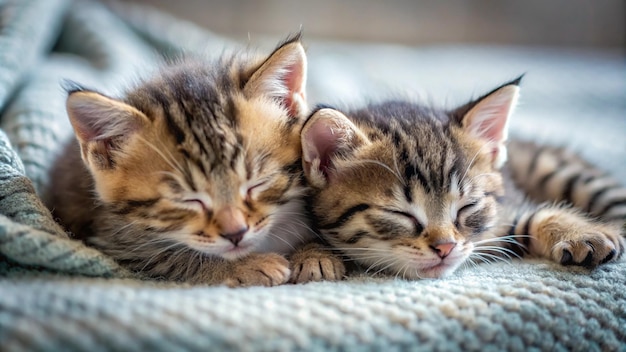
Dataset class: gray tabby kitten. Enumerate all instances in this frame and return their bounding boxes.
[300,77,624,279]
[46,35,341,286]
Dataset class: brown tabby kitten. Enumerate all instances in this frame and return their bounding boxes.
[301,77,625,279]
[46,35,331,286]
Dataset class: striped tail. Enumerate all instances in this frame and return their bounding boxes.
[506,139,626,224]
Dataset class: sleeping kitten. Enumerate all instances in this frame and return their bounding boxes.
[45,35,328,286]
[301,77,625,279]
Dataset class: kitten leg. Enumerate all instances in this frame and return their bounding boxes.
[288,242,346,284]
[507,205,624,267]
[130,248,291,287]
[219,253,291,287]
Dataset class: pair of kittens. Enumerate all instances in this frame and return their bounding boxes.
[45,34,625,287]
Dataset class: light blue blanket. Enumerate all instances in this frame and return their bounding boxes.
[1,1,624,350]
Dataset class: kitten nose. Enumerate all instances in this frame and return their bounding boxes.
[216,206,248,246]
[220,228,248,246]
[430,242,456,258]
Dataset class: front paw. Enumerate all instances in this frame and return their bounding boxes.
[548,223,624,268]
[223,253,290,287]
[289,243,346,284]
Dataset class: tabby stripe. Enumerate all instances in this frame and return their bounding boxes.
[282,159,302,175]
[112,199,160,215]
[485,191,504,204]
[155,211,192,222]
[604,213,626,223]
[259,178,294,204]
[183,104,213,166]
[163,108,186,144]
[466,210,488,236]
[537,169,561,191]
[527,146,546,178]
[404,162,431,193]
[391,130,403,148]
[509,239,527,258]
[403,186,413,203]
[320,203,370,230]
[345,231,368,244]
[449,158,464,193]
[148,86,184,142]
[597,197,626,217]
[562,173,582,203]
[587,184,621,213]
[506,217,529,257]
[145,223,184,233]
[438,158,447,192]
[582,173,599,184]
[180,148,205,182]
[508,217,520,236]
[229,145,241,170]
[155,96,198,188]
[190,150,208,176]
[520,212,536,244]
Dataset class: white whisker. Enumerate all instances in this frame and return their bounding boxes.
[350,159,405,185]
[474,245,524,259]
[459,139,492,187]
[136,135,186,176]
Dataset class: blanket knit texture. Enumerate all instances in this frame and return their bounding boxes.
[0,1,625,351]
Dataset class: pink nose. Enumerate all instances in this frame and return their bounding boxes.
[430,242,456,258]
[215,206,248,246]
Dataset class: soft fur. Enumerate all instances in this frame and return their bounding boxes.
[301,78,625,279]
[45,35,331,286]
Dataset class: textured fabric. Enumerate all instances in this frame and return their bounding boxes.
[0,1,625,351]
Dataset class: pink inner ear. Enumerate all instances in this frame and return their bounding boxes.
[304,119,339,178]
[475,108,508,143]
[67,93,143,144]
[282,61,306,117]
[465,85,519,145]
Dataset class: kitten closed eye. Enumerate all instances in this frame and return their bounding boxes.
[385,209,424,235]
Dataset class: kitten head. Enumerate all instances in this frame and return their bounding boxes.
[302,78,520,279]
[65,34,308,260]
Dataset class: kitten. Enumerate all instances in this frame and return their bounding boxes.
[300,77,625,279]
[45,34,331,286]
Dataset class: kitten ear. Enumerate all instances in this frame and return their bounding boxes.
[244,34,307,118]
[455,76,522,168]
[66,89,150,169]
[301,108,367,188]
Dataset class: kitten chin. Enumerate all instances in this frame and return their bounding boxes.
[46,33,320,286]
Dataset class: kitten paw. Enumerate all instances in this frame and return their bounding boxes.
[546,222,624,268]
[289,243,345,284]
[223,253,290,287]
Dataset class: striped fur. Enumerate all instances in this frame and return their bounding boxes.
[507,140,626,223]
[302,78,625,280]
[45,35,319,286]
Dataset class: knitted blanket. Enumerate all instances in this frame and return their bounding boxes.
[1,1,625,350]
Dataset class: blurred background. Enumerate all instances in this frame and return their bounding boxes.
[116,0,624,48]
